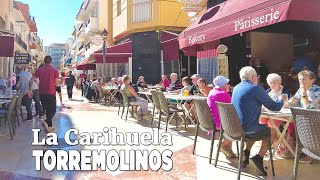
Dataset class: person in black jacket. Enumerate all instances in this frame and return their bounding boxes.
[65,71,76,99]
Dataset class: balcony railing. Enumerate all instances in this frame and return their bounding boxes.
[15,34,27,51]
[78,23,84,32]
[131,1,152,23]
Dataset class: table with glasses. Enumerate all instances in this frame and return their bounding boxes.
[260,108,294,156]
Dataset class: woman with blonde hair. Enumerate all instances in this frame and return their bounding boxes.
[121,75,151,120]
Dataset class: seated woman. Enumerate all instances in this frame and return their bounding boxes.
[121,75,151,120]
[259,73,291,146]
[159,75,170,90]
[207,76,236,158]
[137,76,145,87]
[284,70,320,162]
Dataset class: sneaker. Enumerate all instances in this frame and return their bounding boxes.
[220,146,237,158]
[299,156,313,164]
[41,121,50,134]
[134,113,142,121]
[48,127,56,133]
[251,155,267,176]
[243,149,250,168]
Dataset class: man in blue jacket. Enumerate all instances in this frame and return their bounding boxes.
[232,66,285,176]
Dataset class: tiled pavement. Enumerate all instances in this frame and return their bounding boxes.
[0,87,319,180]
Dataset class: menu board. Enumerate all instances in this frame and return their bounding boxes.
[217,54,229,78]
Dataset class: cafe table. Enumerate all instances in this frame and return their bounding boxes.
[101,87,119,104]
[260,108,294,156]
[137,91,153,103]
[0,94,15,99]
[164,94,206,129]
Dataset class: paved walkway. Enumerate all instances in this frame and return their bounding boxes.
[0,87,319,180]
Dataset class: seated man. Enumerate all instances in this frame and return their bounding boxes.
[232,66,285,176]
[197,78,213,97]
[168,73,183,91]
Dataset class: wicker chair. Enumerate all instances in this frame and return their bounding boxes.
[193,99,217,164]
[290,107,320,180]
[14,94,23,123]
[215,102,275,180]
[0,96,17,140]
[150,91,161,125]
[156,91,185,132]
[119,89,139,121]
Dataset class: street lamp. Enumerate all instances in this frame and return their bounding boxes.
[101,28,108,82]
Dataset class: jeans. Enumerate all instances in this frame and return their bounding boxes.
[67,85,73,99]
[22,94,32,119]
[40,95,56,127]
[135,97,149,115]
[32,89,44,115]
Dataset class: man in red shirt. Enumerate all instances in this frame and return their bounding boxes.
[33,56,60,133]
[79,70,87,96]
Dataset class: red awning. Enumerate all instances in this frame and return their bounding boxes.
[76,64,96,70]
[0,32,14,57]
[160,31,180,61]
[94,41,132,63]
[179,0,320,52]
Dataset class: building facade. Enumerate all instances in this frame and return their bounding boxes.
[45,43,65,70]
[0,0,44,87]
[112,0,191,83]
[71,0,113,77]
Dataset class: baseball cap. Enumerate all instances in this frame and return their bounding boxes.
[191,74,200,79]
[213,76,230,88]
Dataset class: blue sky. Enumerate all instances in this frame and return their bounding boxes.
[19,0,83,46]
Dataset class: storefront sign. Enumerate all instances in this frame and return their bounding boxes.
[14,53,30,64]
[234,9,280,32]
[188,34,206,44]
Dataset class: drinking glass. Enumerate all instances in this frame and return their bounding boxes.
[282,93,288,101]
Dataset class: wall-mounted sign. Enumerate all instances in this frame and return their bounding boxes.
[14,53,30,64]
[217,44,228,53]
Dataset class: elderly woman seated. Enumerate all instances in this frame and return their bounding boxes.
[259,73,291,146]
[284,70,320,163]
[120,75,151,120]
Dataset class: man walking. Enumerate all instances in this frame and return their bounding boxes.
[33,56,60,133]
[30,75,44,118]
[65,71,75,99]
[16,66,33,121]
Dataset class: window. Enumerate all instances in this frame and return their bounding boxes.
[117,0,121,16]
